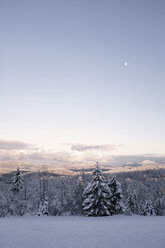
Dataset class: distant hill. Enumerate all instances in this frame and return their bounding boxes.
[0,158,165,177]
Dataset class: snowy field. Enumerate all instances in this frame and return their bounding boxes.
[0,216,165,248]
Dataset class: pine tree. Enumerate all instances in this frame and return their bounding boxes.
[37,174,49,216]
[138,199,155,216]
[125,193,138,215]
[0,192,7,217]
[8,167,25,216]
[82,163,111,216]
[37,196,49,216]
[155,198,164,216]
[10,167,24,194]
[49,195,62,216]
[108,175,124,215]
[73,176,84,215]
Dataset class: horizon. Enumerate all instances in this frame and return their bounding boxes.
[1,1,165,167]
[1,138,165,168]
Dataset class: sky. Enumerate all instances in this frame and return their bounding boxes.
[0,0,165,166]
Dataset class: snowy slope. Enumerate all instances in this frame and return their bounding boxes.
[0,215,164,248]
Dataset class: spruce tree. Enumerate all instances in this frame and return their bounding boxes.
[38,196,49,216]
[82,163,111,216]
[37,175,49,216]
[108,175,124,215]
[0,192,7,217]
[49,195,62,216]
[8,167,25,216]
[73,176,84,215]
[125,193,138,215]
[155,198,164,216]
[10,167,24,194]
[138,199,155,216]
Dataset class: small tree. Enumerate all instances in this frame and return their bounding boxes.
[125,193,138,215]
[37,196,49,216]
[37,174,49,216]
[0,192,7,217]
[49,195,62,216]
[72,176,84,215]
[139,199,155,216]
[108,176,124,215]
[82,163,111,216]
[8,167,25,216]
[10,167,24,194]
[155,198,165,216]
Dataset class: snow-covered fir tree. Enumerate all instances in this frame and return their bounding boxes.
[72,176,84,215]
[125,192,138,215]
[10,167,24,194]
[155,198,165,216]
[82,162,111,216]
[0,164,165,217]
[138,199,155,216]
[49,195,62,216]
[8,167,25,216]
[0,192,7,217]
[37,175,49,216]
[108,175,124,215]
[37,196,49,216]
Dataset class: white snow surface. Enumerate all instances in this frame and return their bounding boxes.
[0,215,164,248]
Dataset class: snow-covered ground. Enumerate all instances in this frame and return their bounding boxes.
[0,215,164,248]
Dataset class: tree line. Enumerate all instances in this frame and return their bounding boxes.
[0,163,165,217]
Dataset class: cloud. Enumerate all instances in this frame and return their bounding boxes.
[70,143,124,152]
[28,150,72,163]
[0,147,75,166]
[0,139,34,150]
[1,140,164,169]
[0,146,165,170]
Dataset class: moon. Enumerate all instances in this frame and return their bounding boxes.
[124,62,128,67]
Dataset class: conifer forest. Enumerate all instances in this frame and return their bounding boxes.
[0,163,164,217]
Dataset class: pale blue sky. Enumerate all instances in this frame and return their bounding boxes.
[1,0,165,155]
